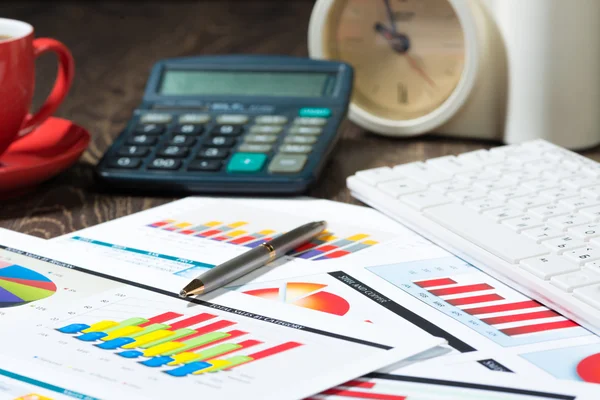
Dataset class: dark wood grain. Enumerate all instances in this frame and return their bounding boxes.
[1,1,598,238]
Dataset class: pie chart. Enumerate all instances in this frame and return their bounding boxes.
[243,282,350,316]
[577,353,600,383]
[0,264,57,308]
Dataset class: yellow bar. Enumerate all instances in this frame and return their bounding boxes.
[257,229,276,235]
[192,359,230,375]
[228,221,248,228]
[81,320,118,333]
[164,219,176,223]
[226,230,247,238]
[204,221,222,227]
[143,341,184,357]
[101,326,143,341]
[320,234,338,242]
[174,222,192,228]
[362,240,378,245]
[346,234,369,241]
[121,330,175,349]
[167,352,201,366]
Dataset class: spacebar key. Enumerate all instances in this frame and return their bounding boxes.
[424,203,549,264]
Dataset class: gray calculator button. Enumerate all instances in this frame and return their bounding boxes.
[178,113,211,124]
[280,144,312,154]
[250,125,283,134]
[148,158,182,170]
[284,135,317,145]
[255,115,288,125]
[109,157,141,169]
[140,113,173,124]
[289,126,322,135]
[294,117,327,126]
[216,114,249,124]
[239,144,273,153]
[245,134,278,144]
[268,154,308,174]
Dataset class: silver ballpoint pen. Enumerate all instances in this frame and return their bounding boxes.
[179,220,327,297]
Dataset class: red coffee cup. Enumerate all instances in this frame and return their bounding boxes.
[0,18,74,157]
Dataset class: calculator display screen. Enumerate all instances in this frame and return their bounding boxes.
[159,70,334,97]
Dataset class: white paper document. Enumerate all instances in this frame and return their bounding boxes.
[0,229,443,400]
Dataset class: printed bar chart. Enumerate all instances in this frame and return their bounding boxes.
[56,311,303,377]
[367,257,590,347]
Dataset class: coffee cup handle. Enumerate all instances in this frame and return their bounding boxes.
[18,38,75,136]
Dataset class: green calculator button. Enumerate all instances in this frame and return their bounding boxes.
[227,153,267,173]
[299,107,331,118]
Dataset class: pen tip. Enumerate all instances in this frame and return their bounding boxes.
[179,290,188,297]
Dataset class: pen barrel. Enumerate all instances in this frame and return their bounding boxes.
[200,246,272,292]
[269,221,327,256]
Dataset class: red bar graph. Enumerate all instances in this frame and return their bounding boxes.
[139,312,183,327]
[229,236,256,245]
[179,229,196,235]
[447,294,504,306]
[415,278,457,288]
[341,380,376,389]
[175,320,236,342]
[169,313,217,330]
[323,250,351,259]
[465,300,541,316]
[481,310,559,325]
[245,342,303,361]
[294,242,319,253]
[430,283,493,296]
[197,229,221,237]
[501,320,578,336]
[186,330,248,352]
[321,388,406,400]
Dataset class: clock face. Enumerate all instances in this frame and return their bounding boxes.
[324,0,466,121]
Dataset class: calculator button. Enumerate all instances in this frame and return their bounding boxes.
[289,126,322,135]
[227,153,267,173]
[188,160,222,172]
[108,157,142,169]
[216,115,249,125]
[294,117,328,126]
[127,135,158,146]
[268,154,307,174]
[280,144,312,154]
[250,125,284,134]
[204,136,236,148]
[238,144,273,153]
[178,113,210,124]
[173,124,204,135]
[135,124,165,135]
[211,125,244,136]
[299,107,331,118]
[148,158,182,170]
[197,148,229,159]
[284,135,317,145]
[245,134,278,144]
[157,146,189,158]
[169,135,196,146]
[118,146,150,157]
[139,113,173,124]
[255,115,288,125]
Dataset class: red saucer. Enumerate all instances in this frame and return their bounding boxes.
[0,117,90,196]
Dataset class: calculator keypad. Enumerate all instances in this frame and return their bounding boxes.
[107,109,331,176]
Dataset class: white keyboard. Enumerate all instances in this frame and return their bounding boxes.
[348,139,600,336]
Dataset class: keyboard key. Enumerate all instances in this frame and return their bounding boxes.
[211,125,244,136]
[216,114,249,124]
[503,170,540,182]
[148,158,181,170]
[483,206,523,221]
[378,179,427,198]
[204,136,236,148]
[279,144,312,154]
[564,245,600,265]
[238,144,273,153]
[582,185,600,199]
[108,157,141,169]
[447,188,488,202]
[465,197,505,213]
[268,154,308,174]
[173,124,203,135]
[255,115,288,125]
[539,187,579,201]
[188,160,222,172]
[289,126,322,135]
[457,150,505,166]
[427,156,477,175]
[551,270,600,292]
[127,135,157,146]
[178,113,210,124]
[473,179,515,192]
[139,113,172,124]
[524,159,558,172]
[157,146,189,158]
[523,179,560,192]
[424,203,549,263]
[574,284,600,310]
[250,125,283,134]
[502,215,544,232]
[456,169,501,182]
[135,123,166,135]
[523,226,564,242]
[528,204,570,220]
[284,135,317,145]
[430,180,470,193]
[400,191,452,211]
[542,168,579,180]
[509,195,551,210]
[169,135,196,146]
[559,197,600,210]
[569,224,600,240]
[294,117,327,126]
[227,153,267,173]
[542,236,586,253]
[490,186,532,200]
[520,254,579,279]
[355,167,405,186]
[562,175,600,190]
[245,134,278,144]
[118,146,150,157]
[394,162,451,184]
[197,148,229,159]
[547,214,593,231]
[581,205,600,220]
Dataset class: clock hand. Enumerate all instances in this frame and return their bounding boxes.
[383,0,398,34]
[405,54,437,88]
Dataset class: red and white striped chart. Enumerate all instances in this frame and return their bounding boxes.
[367,257,590,347]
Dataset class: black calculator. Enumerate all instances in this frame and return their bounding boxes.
[96,55,353,194]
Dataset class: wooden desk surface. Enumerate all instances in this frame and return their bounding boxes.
[1,1,598,238]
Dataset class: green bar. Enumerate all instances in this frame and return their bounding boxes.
[102,317,148,333]
[128,323,170,338]
[163,332,229,356]
[210,356,253,372]
[191,343,242,362]
[140,328,196,349]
